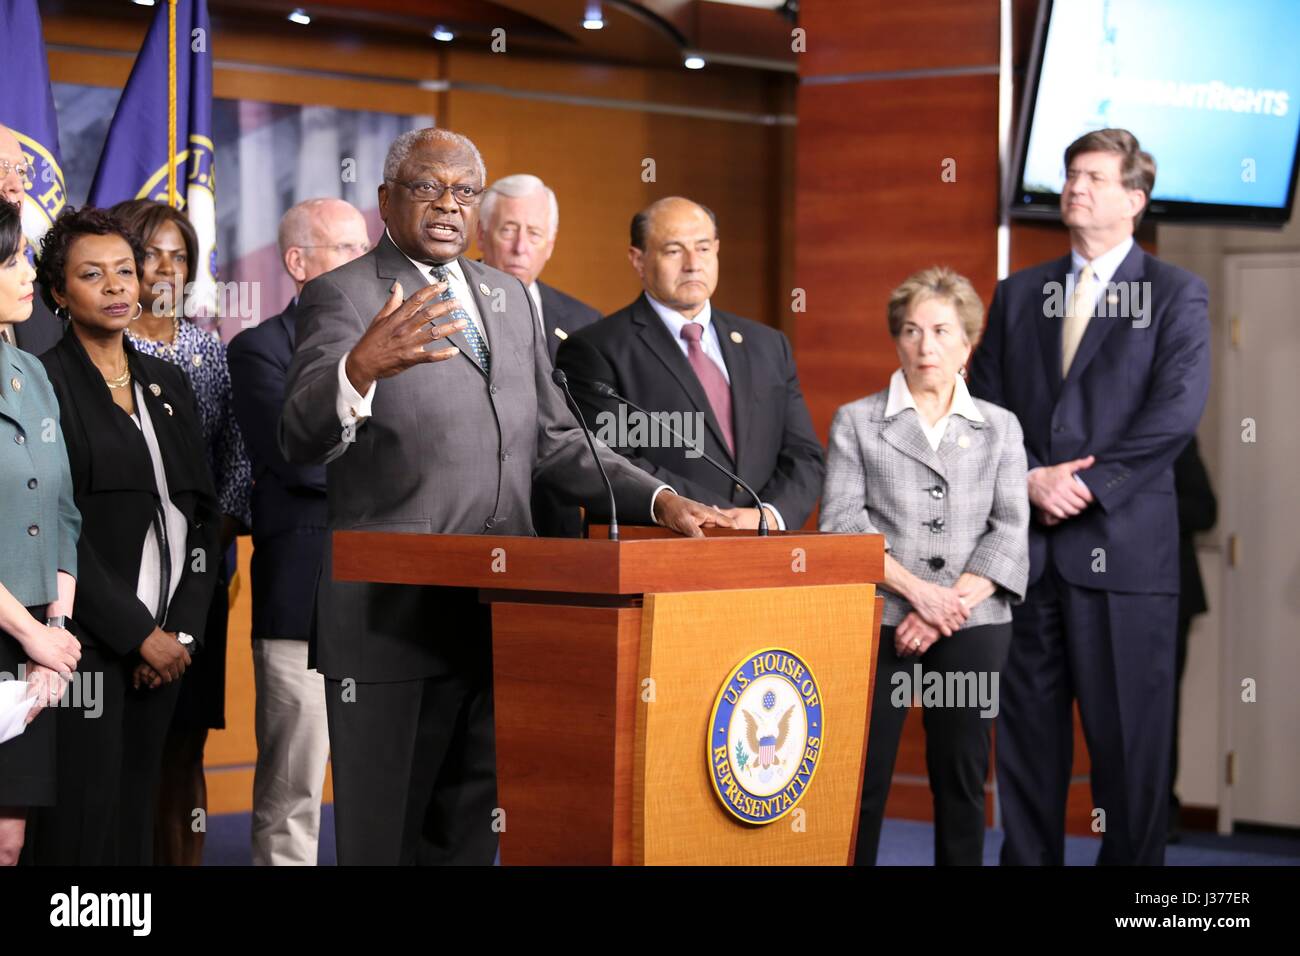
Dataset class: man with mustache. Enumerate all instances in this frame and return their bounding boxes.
[280,128,731,865]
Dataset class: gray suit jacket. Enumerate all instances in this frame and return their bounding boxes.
[279,234,662,681]
[818,387,1029,628]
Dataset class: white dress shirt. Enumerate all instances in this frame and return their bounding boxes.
[884,368,985,451]
[645,293,730,384]
[644,293,786,529]
[1070,235,1134,308]
[336,230,487,426]
[527,280,545,338]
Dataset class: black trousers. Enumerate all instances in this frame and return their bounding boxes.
[856,621,1012,866]
[324,666,498,866]
[997,566,1176,866]
[28,643,180,865]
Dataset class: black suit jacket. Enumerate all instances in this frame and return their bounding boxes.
[41,332,219,657]
[537,280,601,364]
[556,293,825,529]
[531,280,601,535]
[14,288,64,356]
[228,303,328,641]
[968,243,1211,593]
[1174,435,1216,620]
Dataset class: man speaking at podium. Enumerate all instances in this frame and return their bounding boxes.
[280,127,730,865]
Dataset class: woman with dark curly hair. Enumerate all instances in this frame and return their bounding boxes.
[110,198,250,865]
[0,200,82,866]
[27,206,218,865]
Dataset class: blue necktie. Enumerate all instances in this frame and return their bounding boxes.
[431,263,489,373]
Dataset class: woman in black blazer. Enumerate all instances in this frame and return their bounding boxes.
[28,207,218,865]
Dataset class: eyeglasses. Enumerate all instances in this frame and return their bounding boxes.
[298,242,371,256]
[0,159,36,182]
[387,179,484,205]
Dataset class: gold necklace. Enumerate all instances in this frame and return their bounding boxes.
[103,360,131,389]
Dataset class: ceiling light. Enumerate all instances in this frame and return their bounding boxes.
[684,55,706,70]
[583,2,604,29]
[288,9,311,25]
[432,26,455,42]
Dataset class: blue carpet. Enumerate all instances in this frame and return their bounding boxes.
[202,807,1299,866]
[875,818,1300,866]
[203,804,337,866]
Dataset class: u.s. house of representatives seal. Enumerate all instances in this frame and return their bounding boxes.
[707,647,824,825]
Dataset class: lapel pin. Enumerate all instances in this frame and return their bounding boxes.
[163,402,174,416]
[730,331,743,344]
[479,282,491,296]
[554,328,568,341]
[957,434,971,449]
[149,383,161,396]
[10,377,21,392]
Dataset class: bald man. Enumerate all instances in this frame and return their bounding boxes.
[557,197,825,531]
[0,124,62,355]
[227,198,370,865]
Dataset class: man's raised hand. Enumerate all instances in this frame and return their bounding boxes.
[344,280,466,394]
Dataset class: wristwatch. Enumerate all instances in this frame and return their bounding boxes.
[46,615,68,630]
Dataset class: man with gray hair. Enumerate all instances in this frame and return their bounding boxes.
[228,197,370,864]
[479,174,601,536]
[280,127,731,865]
[477,174,600,364]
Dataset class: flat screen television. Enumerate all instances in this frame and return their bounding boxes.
[1010,0,1300,225]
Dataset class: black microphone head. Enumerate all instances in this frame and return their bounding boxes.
[551,368,568,388]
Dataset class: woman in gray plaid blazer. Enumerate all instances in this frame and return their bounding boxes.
[820,267,1028,866]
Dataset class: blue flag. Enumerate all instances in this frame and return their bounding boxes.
[0,0,67,251]
[89,0,217,313]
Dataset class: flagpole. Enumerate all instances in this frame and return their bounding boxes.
[167,0,177,207]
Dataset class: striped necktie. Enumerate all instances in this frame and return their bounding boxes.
[431,263,489,373]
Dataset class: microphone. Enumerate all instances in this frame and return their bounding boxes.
[581,379,768,536]
[551,368,618,541]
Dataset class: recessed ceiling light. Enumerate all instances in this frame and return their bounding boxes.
[132,0,156,7]
[684,55,706,70]
[432,26,455,42]
[288,9,311,25]
[583,2,604,29]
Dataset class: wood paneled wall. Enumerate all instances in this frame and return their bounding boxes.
[795,0,1097,842]
[42,13,795,328]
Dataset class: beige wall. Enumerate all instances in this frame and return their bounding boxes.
[1158,214,1300,814]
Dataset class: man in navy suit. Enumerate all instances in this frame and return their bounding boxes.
[227,197,370,864]
[969,129,1210,865]
[477,174,601,535]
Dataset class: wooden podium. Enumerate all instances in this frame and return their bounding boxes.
[333,527,884,865]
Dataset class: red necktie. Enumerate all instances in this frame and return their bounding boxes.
[679,322,734,455]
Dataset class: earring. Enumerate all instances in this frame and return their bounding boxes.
[54,305,68,322]
[959,365,968,379]
[132,302,144,321]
